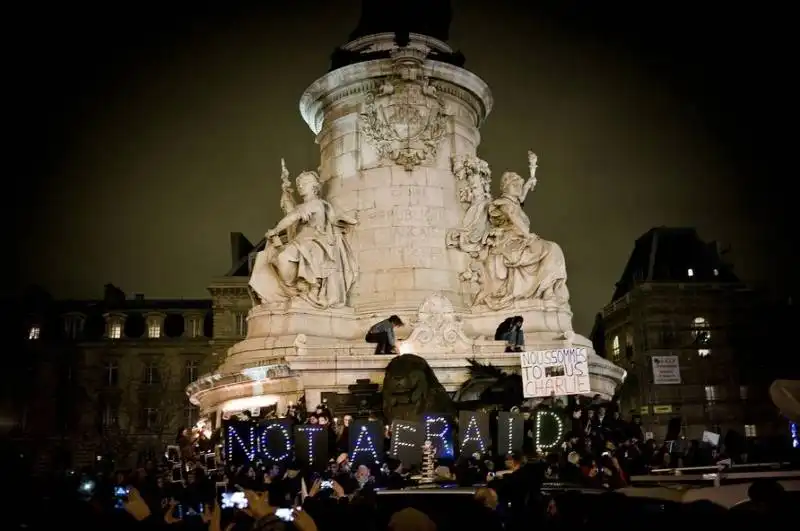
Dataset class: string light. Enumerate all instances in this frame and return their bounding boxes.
[424,416,453,457]
[461,415,486,454]
[226,424,256,462]
[296,425,323,465]
[351,425,379,464]
[390,422,418,456]
[258,422,291,462]
[504,414,516,455]
[534,410,564,451]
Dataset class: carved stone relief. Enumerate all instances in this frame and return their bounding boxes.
[359,53,449,171]
[403,293,473,354]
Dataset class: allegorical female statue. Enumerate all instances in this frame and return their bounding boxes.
[447,152,569,311]
[249,161,359,309]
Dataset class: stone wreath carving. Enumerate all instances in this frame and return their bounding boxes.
[358,56,449,171]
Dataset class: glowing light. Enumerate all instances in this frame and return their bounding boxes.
[424,416,453,458]
[226,424,256,461]
[259,423,291,462]
[504,415,515,455]
[534,410,564,450]
[296,425,323,465]
[351,425,379,464]
[461,415,486,453]
[390,422,418,455]
[791,422,799,449]
[220,395,279,413]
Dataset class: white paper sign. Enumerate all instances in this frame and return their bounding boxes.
[702,431,720,446]
[651,355,681,384]
[520,347,591,398]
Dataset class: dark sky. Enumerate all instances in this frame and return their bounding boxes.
[10,1,793,334]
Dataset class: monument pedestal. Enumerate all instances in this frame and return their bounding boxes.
[187,32,625,419]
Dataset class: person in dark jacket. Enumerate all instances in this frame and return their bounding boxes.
[495,316,525,352]
[365,315,404,354]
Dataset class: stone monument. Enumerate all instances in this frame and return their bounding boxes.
[187,1,625,422]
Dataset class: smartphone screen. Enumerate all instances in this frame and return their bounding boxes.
[113,486,130,509]
[182,504,203,518]
[275,508,294,522]
[320,480,333,489]
[78,479,96,497]
[220,491,248,510]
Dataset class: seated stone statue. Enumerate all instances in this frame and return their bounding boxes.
[249,165,359,309]
[448,152,569,311]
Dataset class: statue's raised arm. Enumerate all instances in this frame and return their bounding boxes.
[520,150,538,204]
[279,158,296,214]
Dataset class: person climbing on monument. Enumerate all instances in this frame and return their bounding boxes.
[495,316,525,352]
[366,315,404,354]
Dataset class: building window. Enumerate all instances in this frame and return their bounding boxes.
[28,325,40,340]
[187,317,203,338]
[103,360,119,386]
[102,404,119,427]
[611,335,620,361]
[625,333,634,358]
[185,405,199,428]
[740,385,749,400]
[108,321,122,339]
[147,319,161,339]
[64,315,84,339]
[687,268,694,277]
[233,312,247,337]
[143,407,159,430]
[744,424,757,438]
[704,385,718,402]
[692,316,711,357]
[184,360,200,384]
[144,361,161,385]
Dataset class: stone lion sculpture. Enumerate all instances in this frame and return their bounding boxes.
[381,354,455,423]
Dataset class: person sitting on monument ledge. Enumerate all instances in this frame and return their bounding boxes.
[365,314,404,354]
[495,315,525,352]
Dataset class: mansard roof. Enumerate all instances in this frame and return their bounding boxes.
[224,232,264,277]
[19,284,211,317]
[611,227,739,301]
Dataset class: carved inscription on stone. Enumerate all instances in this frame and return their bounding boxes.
[363,207,446,227]
[389,247,446,269]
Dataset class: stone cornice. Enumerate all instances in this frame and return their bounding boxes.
[300,59,493,136]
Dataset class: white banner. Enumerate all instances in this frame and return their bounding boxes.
[520,348,591,398]
[652,355,681,385]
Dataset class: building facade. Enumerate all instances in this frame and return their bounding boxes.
[5,284,213,472]
[595,227,779,442]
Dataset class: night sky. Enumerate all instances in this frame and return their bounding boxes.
[10,1,793,334]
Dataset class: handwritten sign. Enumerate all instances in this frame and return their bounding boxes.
[520,347,590,398]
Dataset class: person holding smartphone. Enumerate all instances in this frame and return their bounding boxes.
[244,489,319,531]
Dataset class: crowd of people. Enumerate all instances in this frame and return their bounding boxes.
[13,398,793,530]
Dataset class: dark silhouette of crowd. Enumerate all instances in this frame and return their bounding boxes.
[9,400,794,530]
